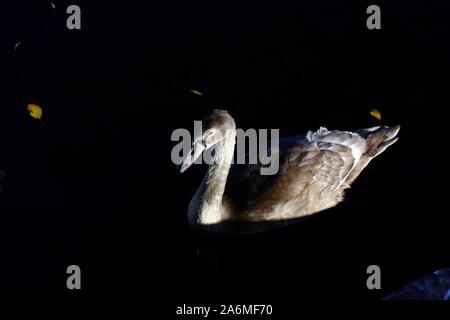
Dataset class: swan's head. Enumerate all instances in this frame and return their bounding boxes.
[180,109,236,173]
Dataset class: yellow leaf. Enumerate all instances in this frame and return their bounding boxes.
[189,89,203,96]
[370,109,381,120]
[27,103,43,120]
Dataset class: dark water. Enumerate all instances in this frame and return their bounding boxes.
[1,0,449,306]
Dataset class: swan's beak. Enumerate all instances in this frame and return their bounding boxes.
[179,141,206,173]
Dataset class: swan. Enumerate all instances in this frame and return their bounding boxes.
[179,109,400,234]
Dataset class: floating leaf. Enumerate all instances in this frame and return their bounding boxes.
[27,103,43,120]
[370,109,381,120]
[189,89,203,96]
[14,41,21,51]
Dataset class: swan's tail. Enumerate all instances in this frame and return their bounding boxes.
[340,125,400,187]
[356,125,400,158]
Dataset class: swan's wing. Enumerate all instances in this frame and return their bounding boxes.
[384,269,450,300]
[226,135,305,207]
[226,128,366,213]
[304,128,367,189]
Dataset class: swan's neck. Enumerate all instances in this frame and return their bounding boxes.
[188,130,236,229]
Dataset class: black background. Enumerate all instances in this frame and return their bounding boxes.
[1,0,449,306]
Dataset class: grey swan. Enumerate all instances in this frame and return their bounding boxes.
[180,109,400,234]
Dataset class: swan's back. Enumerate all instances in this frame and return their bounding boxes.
[224,125,400,223]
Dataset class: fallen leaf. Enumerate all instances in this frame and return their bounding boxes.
[27,103,43,120]
[370,109,381,120]
[14,41,21,51]
[189,89,203,96]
